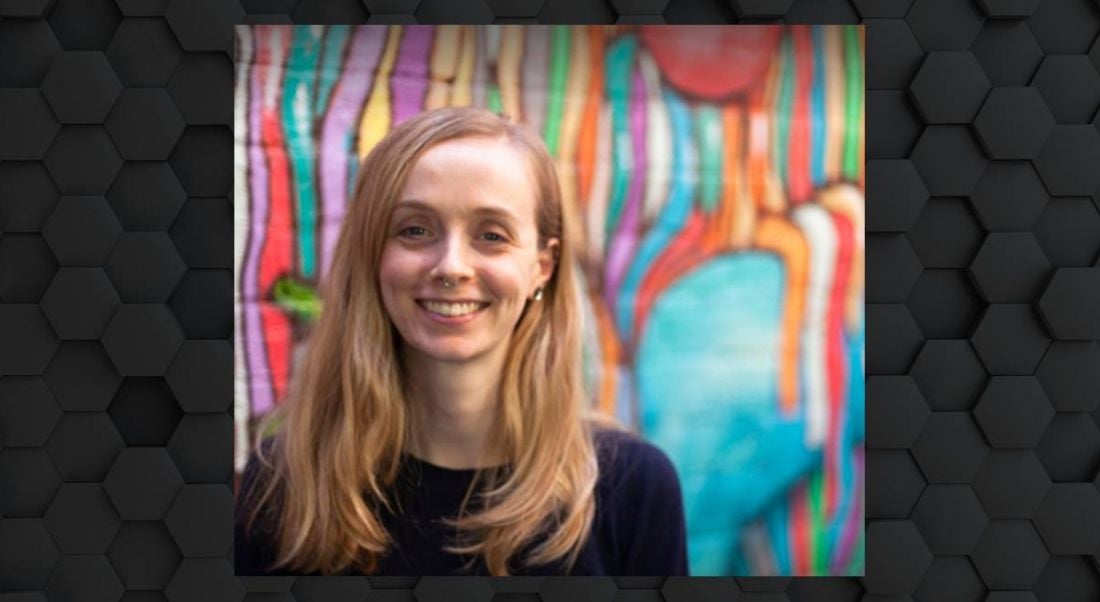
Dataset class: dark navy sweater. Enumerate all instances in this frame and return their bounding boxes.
[235,429,689,576]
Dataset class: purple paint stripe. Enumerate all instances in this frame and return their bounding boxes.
[604,66,648,306]
[244,27,275,416]
[318,26,386,280]
[831,445,863,573]
[392,25,433,126]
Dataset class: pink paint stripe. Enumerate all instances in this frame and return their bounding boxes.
[392,25,433,126]
[244,27,275,416]
[831,444,864,573]
[605,66,648,306]
[318,26,386,280]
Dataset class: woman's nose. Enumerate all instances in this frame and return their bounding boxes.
[431,235,476,284]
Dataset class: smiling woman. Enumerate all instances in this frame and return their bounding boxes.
[235,107,689,576]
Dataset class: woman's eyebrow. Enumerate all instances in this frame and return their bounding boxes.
[395,199,520,223]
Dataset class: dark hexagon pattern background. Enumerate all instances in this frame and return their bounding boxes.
[1,0,1100,600]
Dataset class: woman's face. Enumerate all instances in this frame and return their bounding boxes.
[379,136,558,365]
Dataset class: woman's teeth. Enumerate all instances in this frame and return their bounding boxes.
[422,301,485,317]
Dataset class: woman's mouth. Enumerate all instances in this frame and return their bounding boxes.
[416,300,490,322]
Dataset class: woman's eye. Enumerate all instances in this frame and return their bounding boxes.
[398,226,428,238]
[481,232,508,243]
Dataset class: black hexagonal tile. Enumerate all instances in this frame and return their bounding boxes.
[115,0,169,15]
[909,340,987,412]
[985,593,1038,602]
[106,17,183,86]
[106,88,185,160]
[362,0,419,12]
[850,0,912,18]
[736,577,788,592]
[41,268,119,340]
[906,269,983,338]
[866,160,928,232]
[0,233,57,303]
[0,448,60,517]
[974,87,1056,160]
[108,377,183,445]
[165,0,244,51]
[1034,483,1100,554]
[866,90,923,159]
[867,234,922,303]
[1032,55,1100,125]
[784,0,859,23]
[165,484,233,557]
[167,52,233,125]
[166,558,246,602]
[972,521,1049,589]
[1034,197,1100,267]
[48,0,122,50]
[484,0,545,16]
[0,19,61,86]
[1033,556,1100,602]
[538,577,616,602]
[865,18,923,90]
[909,51,990,124]
[911,484,988,554]
[1027,0,1100,54]
[970,162,1049,232]
[241,575,294,593]
[863,521,932,595]
[44,483,120,554]
[1037,342,1100,412]
[0,162,60,232]
[0,0,51,18]
[170,198,231,268]
[45,555,120,602]
[44,126,124,194]
[866,449,926,518]
[107,161,187,230]
[0,89,60,161]
[170,269,233,339]
[972,21,1044,86]
[165,340,231,413]
[415,577,494,602]
[291,576,373,600]
[106,232,186,303]
[123,592,170,602]
[910,126,988,197]
[108,521,181,589]
[866,376,929,449]
[537,0,614,22]
[974,449,1050,518]
[45,410,124,481]
[105,447,184,520]
[912,556,985,602]
[290,0,370,21]
[167,412,233,483]
[44,341,122,411]
[969,233,1051,303]
[866,304,923,375]
[170,126,232,197]
[1038,268,1100,340]
[974,376,1054,448]
[1036,412,1100,482]
[43,195,122,266]
[102,304,185,376]
[1035,125,1100,196]
[906,0,983,49]
[0,519,60,590]
[0,376,61,447]
[908,198,982,268]
[975,0,1040,17]
[0,304,59,375]
[971,305,1051,375]
[912,412,989,483]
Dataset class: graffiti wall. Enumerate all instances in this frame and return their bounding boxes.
[233,24,865,576]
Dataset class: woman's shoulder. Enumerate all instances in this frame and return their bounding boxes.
[592,427,682,497]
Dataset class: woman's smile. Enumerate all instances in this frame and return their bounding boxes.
[416,299,491,324]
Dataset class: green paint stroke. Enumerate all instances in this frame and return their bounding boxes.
[283,27,322,278]
[695,105,723,214]
[543,26,570,156]
[273,275,322,322]
[842,25,862,180]
[774,32,794,194]
[604,35,636,242]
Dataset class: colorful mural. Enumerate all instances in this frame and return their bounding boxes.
[233,24,865,576]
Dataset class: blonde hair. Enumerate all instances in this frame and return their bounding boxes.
[244,107,605,575]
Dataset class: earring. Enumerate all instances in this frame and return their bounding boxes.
[533,287,543,301]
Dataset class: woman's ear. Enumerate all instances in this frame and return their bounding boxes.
[537,237,560,290]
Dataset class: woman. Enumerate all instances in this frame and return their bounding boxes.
[235,107,688,576]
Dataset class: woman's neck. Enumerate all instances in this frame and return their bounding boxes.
[403,347,507,470]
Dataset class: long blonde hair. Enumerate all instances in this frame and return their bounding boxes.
[244,107,603,575]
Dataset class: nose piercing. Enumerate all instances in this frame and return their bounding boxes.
[441,277,455,289]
